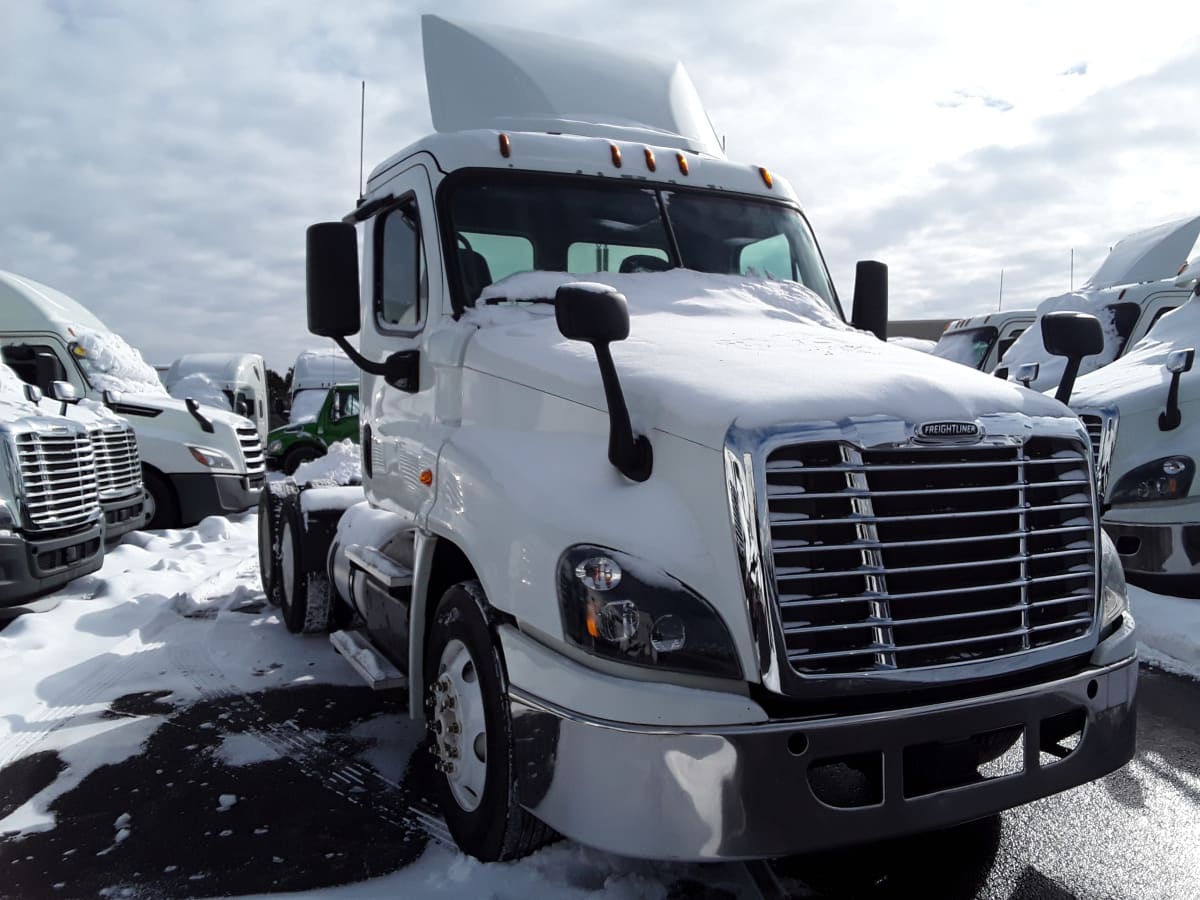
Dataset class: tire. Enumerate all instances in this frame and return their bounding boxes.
[277,496,333,634]
[282,444,323,476]
[143,467,181,530]
[257,482,297,607]
[425,581,556,862]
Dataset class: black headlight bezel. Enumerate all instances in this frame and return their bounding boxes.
[556,545,743,680]
[1109,456,1194,505]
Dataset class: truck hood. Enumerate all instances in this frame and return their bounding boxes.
[463,271,1068,449]
[109,392,253,435]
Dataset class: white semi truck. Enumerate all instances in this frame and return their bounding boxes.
[0,271,265,529]
[932,310,1036,372]
[163,352,270,444]
[259,16,1137,863]
[1069,260,1200,597]
[0,363,105,610]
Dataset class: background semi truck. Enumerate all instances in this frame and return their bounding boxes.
[260,15,1137,863]
[0,362,105,610]
[0,271,265,529]
[1070,259,1200,597]
[163,352,270,444]
[932,310,1035,372]
[265,381,359,474]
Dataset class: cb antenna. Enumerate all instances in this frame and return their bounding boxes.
[358,80,366,203]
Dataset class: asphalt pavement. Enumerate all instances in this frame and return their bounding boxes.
[1,665,1196,899]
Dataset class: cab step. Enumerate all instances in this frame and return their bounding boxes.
[345,543,413,590]
[329,628,408,691]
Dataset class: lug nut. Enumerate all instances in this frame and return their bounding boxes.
[432,721,443,734]
[447,722,461,734]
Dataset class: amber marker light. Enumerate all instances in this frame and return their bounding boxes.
[676,152,689,175]
[498,133,511,158]
[758,166,773,188]
[644,148,656,171]
[419,469,434,486]
[610,143,622,167]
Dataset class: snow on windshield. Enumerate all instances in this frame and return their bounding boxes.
[473,269,851,331]
[73,327,167,396]
[289,389,328,425]
[998,290,1131,390]
[0,360,39,419]
[167,373,232,411]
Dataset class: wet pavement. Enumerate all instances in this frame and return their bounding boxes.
[0,667,1196,899]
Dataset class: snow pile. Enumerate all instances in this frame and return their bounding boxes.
[888,336,936,353]
[167,372,232,411]
[0,360,36,412]
[73,327,167,396]
[288,388,328,424]
[293,439,362,484]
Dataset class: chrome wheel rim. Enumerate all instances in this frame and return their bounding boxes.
[432,638,487,812]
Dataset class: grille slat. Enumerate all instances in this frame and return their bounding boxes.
[87,425,142,499]
[766,437,1097,675]
[15,431,101,530]
[236,425,265,475]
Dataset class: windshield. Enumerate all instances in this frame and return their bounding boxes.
[931,326,998,369]
[444,174,839,314]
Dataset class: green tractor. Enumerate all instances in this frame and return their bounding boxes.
[266,383,359,475]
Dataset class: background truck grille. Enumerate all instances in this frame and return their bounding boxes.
[764,438,1097,675]
[237,425,265,475]
[15,431,101,531]
[1076,409,1117,497]
[1079,415,1103,462]
[89,425,142,499]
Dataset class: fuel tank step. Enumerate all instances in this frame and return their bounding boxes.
[330,628,408,691]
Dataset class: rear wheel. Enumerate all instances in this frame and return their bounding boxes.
[277,496,333,634]
[257,482,297,607]
[424,581,555,861]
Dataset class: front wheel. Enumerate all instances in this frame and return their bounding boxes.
[424,581,555,862]
[143,467,180,530]
[282,444,322,476]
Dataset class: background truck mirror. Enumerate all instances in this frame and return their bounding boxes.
[1159,346,1195,431]
[1040,311,1103,405]
[850,260,888,340]
[306,222,361,338]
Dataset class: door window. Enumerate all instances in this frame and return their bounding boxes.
[376,202,428,330]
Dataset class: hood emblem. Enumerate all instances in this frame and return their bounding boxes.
[915,421,982,443]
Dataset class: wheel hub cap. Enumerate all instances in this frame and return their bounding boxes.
[430,639,487,812]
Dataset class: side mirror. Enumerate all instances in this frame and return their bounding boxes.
[1015,362,1040,388]
[555,282,630,344]
[23,384,42,404]
[1041,311,1103,404]
[306,222,361,338]
[850,260,888,341]
[51,381,78,402]
[1160,347,1195,431]
[555,283,651,482]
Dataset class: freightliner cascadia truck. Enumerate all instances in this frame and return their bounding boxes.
[259,15,1137,862]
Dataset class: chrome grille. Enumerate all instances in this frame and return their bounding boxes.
[765,437,1097,675]
[1080,415,1103,462]
[89,424,142,499]
[237,425,265,475]
[15,431,101,530]
[1076,409,1118,497]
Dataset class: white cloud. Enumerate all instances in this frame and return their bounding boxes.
[1,0,1198,370]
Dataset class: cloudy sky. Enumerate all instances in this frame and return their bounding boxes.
[3,0,1199,372]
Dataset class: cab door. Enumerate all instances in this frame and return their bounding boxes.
[357,162,447,522]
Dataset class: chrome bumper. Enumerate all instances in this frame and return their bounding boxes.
[1104,519,1200,597]
[509,655,1137,861]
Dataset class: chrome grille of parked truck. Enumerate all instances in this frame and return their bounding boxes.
[15,430,101,530]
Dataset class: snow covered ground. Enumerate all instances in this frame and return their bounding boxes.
[0,509,1195,898]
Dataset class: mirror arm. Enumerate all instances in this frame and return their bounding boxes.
[185,398,215,434]
[331,336,419,393]
[1054,357,1083,405]
[589,342,652,483]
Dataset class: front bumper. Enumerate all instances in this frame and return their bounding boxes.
[101,491,150,542]
[509,653,1137,860]
[171,471,264,526]
[0,521,105,610]
[1104,518,1200,598]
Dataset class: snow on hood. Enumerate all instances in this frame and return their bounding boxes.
[288,388,328,425]
[1071,295,1200,413]
[74,327,167,397]
[998,289,1130,391]
[167,373,232,411]
[467,270,1065,448]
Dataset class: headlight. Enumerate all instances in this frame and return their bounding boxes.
[557,545,742,679]
[1100,530,1128,627]
[186,445,236,470]
[1108,456,1194,505]
[267,440,283,455]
